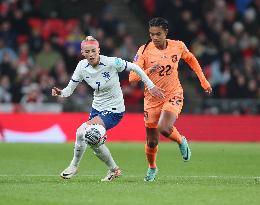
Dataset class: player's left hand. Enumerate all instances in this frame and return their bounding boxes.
[52,87,62,96]
[149,86,165,99]
[205,86,212,95]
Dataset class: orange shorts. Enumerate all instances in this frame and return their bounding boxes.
[144,94,184,128]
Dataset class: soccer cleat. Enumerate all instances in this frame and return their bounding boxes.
[101,167,122,182]
[60,165,78,179]
[178,136,191,161]
[144,167,158,182]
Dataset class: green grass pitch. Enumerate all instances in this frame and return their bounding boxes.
[0,142,260,205]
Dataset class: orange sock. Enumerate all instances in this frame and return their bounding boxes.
[168,127,182,144]
[145,144,158,168]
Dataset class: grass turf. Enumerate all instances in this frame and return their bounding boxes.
[0,142,259,205]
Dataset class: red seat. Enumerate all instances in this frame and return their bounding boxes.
[28,18,43,30]
[65,19,79,33]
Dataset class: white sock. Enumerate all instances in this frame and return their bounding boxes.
[70,143,87,167]
[70,123,88,167]
[91,144,118,170]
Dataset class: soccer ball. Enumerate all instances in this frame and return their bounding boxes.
[84,124,107,146]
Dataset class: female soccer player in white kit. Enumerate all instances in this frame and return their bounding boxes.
[52,36,164,181]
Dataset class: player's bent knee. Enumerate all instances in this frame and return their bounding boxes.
[76,123,88,136]
[147,140,158,148]
[76,122,88,143]
[84,124,107,147]
[158,126,172,138]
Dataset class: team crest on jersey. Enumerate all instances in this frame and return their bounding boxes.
[133,54,139,62]
[171,55,178,63]
[102,72,110,81]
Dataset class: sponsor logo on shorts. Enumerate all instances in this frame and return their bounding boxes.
[169,95,183,105]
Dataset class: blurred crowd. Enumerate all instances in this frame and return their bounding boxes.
[0,0,139,112]
[139,0,260,100]
[0,0,259,113]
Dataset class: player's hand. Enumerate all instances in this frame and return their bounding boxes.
[148,64,161,74]
[149,86,165,99]
[52,87,62,96]
[204,86,212,95]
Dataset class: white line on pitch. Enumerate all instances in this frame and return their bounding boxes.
[0,175,259,179]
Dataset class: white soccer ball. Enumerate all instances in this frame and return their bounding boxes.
[84,124,107,146]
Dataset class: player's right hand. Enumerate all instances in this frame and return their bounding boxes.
[205,86,212,95]
[149,86,165,99]
[52,87,62,96]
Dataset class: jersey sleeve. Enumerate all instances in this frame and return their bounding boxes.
[71,61,84,82]
[125,62,154,90]
[129,45,146,82]
[61,61,83,97]
[111,57,127,72]
[180,41,211,90]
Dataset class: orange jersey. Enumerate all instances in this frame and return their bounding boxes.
[129,39,210,109]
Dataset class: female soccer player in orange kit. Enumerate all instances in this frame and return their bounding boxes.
[129,17,212,181]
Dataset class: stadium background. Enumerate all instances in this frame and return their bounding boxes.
[0,1,260,205]
[0,0,259,142]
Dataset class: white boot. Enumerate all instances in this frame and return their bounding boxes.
[60,165,78,179]
[101,167,122,182]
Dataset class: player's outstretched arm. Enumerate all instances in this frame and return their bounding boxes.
[51,79,78,98]
[126,62,164,99]
[182,48,212,94]
[129,64,160,83]
[180,41,212,93]
[53,60,83,97]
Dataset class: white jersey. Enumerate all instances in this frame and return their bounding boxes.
[61,55,155,113]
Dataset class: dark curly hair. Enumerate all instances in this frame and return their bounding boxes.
[142,17,169,54]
